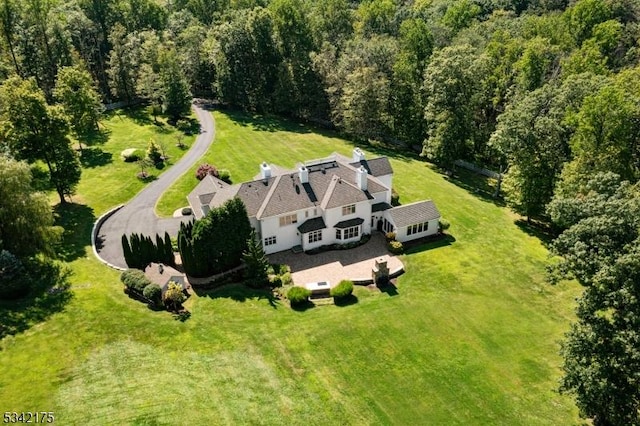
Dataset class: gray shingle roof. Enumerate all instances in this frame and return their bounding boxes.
[349,157,393,177]
[258,160,386,218]
[297,217,327,233]
[334,217,364,229]
[187,175,230,219]
[388,200,440,228]
[188,155,392,220]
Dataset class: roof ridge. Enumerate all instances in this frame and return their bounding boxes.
[320,175,340,210]
[256,175,282,219]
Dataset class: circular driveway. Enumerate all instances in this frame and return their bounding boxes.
[95,101,215,269]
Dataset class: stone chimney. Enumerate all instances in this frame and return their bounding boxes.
[260,162,271,180]
[356,165,368,191]
[352,147,365,162]
[299,166,309,184]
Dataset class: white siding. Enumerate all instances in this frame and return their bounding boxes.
[260,213,302,254]
[301,229,326,251]
[376,174,393,192]
[395,218,439,242]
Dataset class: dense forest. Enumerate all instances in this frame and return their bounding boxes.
[0,0,639,423]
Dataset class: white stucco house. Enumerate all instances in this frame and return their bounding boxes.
[187,148,441,254]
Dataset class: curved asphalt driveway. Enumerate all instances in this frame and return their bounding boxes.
[95,101,215,269]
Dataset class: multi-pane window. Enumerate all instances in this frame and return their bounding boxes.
[407,221,429,236]
[308,230,322,244]
[264,236,277,246]
[336,225,360,240]
[279,214,298,227]
[341,204,356,216]
[341,225,359,240]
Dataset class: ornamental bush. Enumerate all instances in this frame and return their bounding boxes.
[330,280,354,299]
[385,232,396,242]
[391,188,400,206]
[143,283,162,306]
[287,286,311,306]
[439,219,450,232]
[163,280,186,311]
[121,148,143,162]
[387,240,404,254]
[120,269,152,293]
[196,163,219,180]
[218,169,231,184]
[147,140,162,164]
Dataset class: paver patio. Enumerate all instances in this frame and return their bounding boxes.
[268,233,403,287]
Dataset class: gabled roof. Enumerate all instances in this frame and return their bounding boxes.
[257,160,387,219]
[320,175,370,210]
[388,200,441,228]
[349,157,393,177]
[187,175,231,219]
[188,155,392,220]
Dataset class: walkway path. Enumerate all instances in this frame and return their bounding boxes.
[95,101,215,269]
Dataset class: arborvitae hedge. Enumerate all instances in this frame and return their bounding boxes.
[178,198,251,277]
[121,231,175,269]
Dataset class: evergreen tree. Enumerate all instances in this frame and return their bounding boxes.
[243,229,269,288]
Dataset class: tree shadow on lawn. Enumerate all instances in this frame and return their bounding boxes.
[119,106,155,127]
[83,128,111,146]
[80,147,113,168]
[514,219,557,248]
[53,203,96,262]
[194,283,280,309]
[0,260,73,341]
[444,167,506,208]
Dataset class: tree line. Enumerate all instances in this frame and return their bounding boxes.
[0,0,639,422]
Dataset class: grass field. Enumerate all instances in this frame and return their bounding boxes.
[73,107,196,214]
[0,109,582,424]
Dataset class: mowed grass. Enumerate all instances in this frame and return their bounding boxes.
[0,109,582,424]
[156,110,356,216]
[74,107,196,215]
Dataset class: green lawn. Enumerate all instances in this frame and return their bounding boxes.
[74,107,196,215]
[0,109,581,424]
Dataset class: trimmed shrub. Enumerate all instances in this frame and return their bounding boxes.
[164,280,186,311]
[287,286,311,306]
[196,163,219,180]
[0,250,29,299]
[330,280,354,299]
[121,148,143,162]
[218,169,231,184]
[147,140,162,164]
[280,272,293,287]
[388,240,404,254]
[385,232,396,242]
[143,283,162,306]
[439,219,450,232]
[120,269,152,293]
[391,188,400,206]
